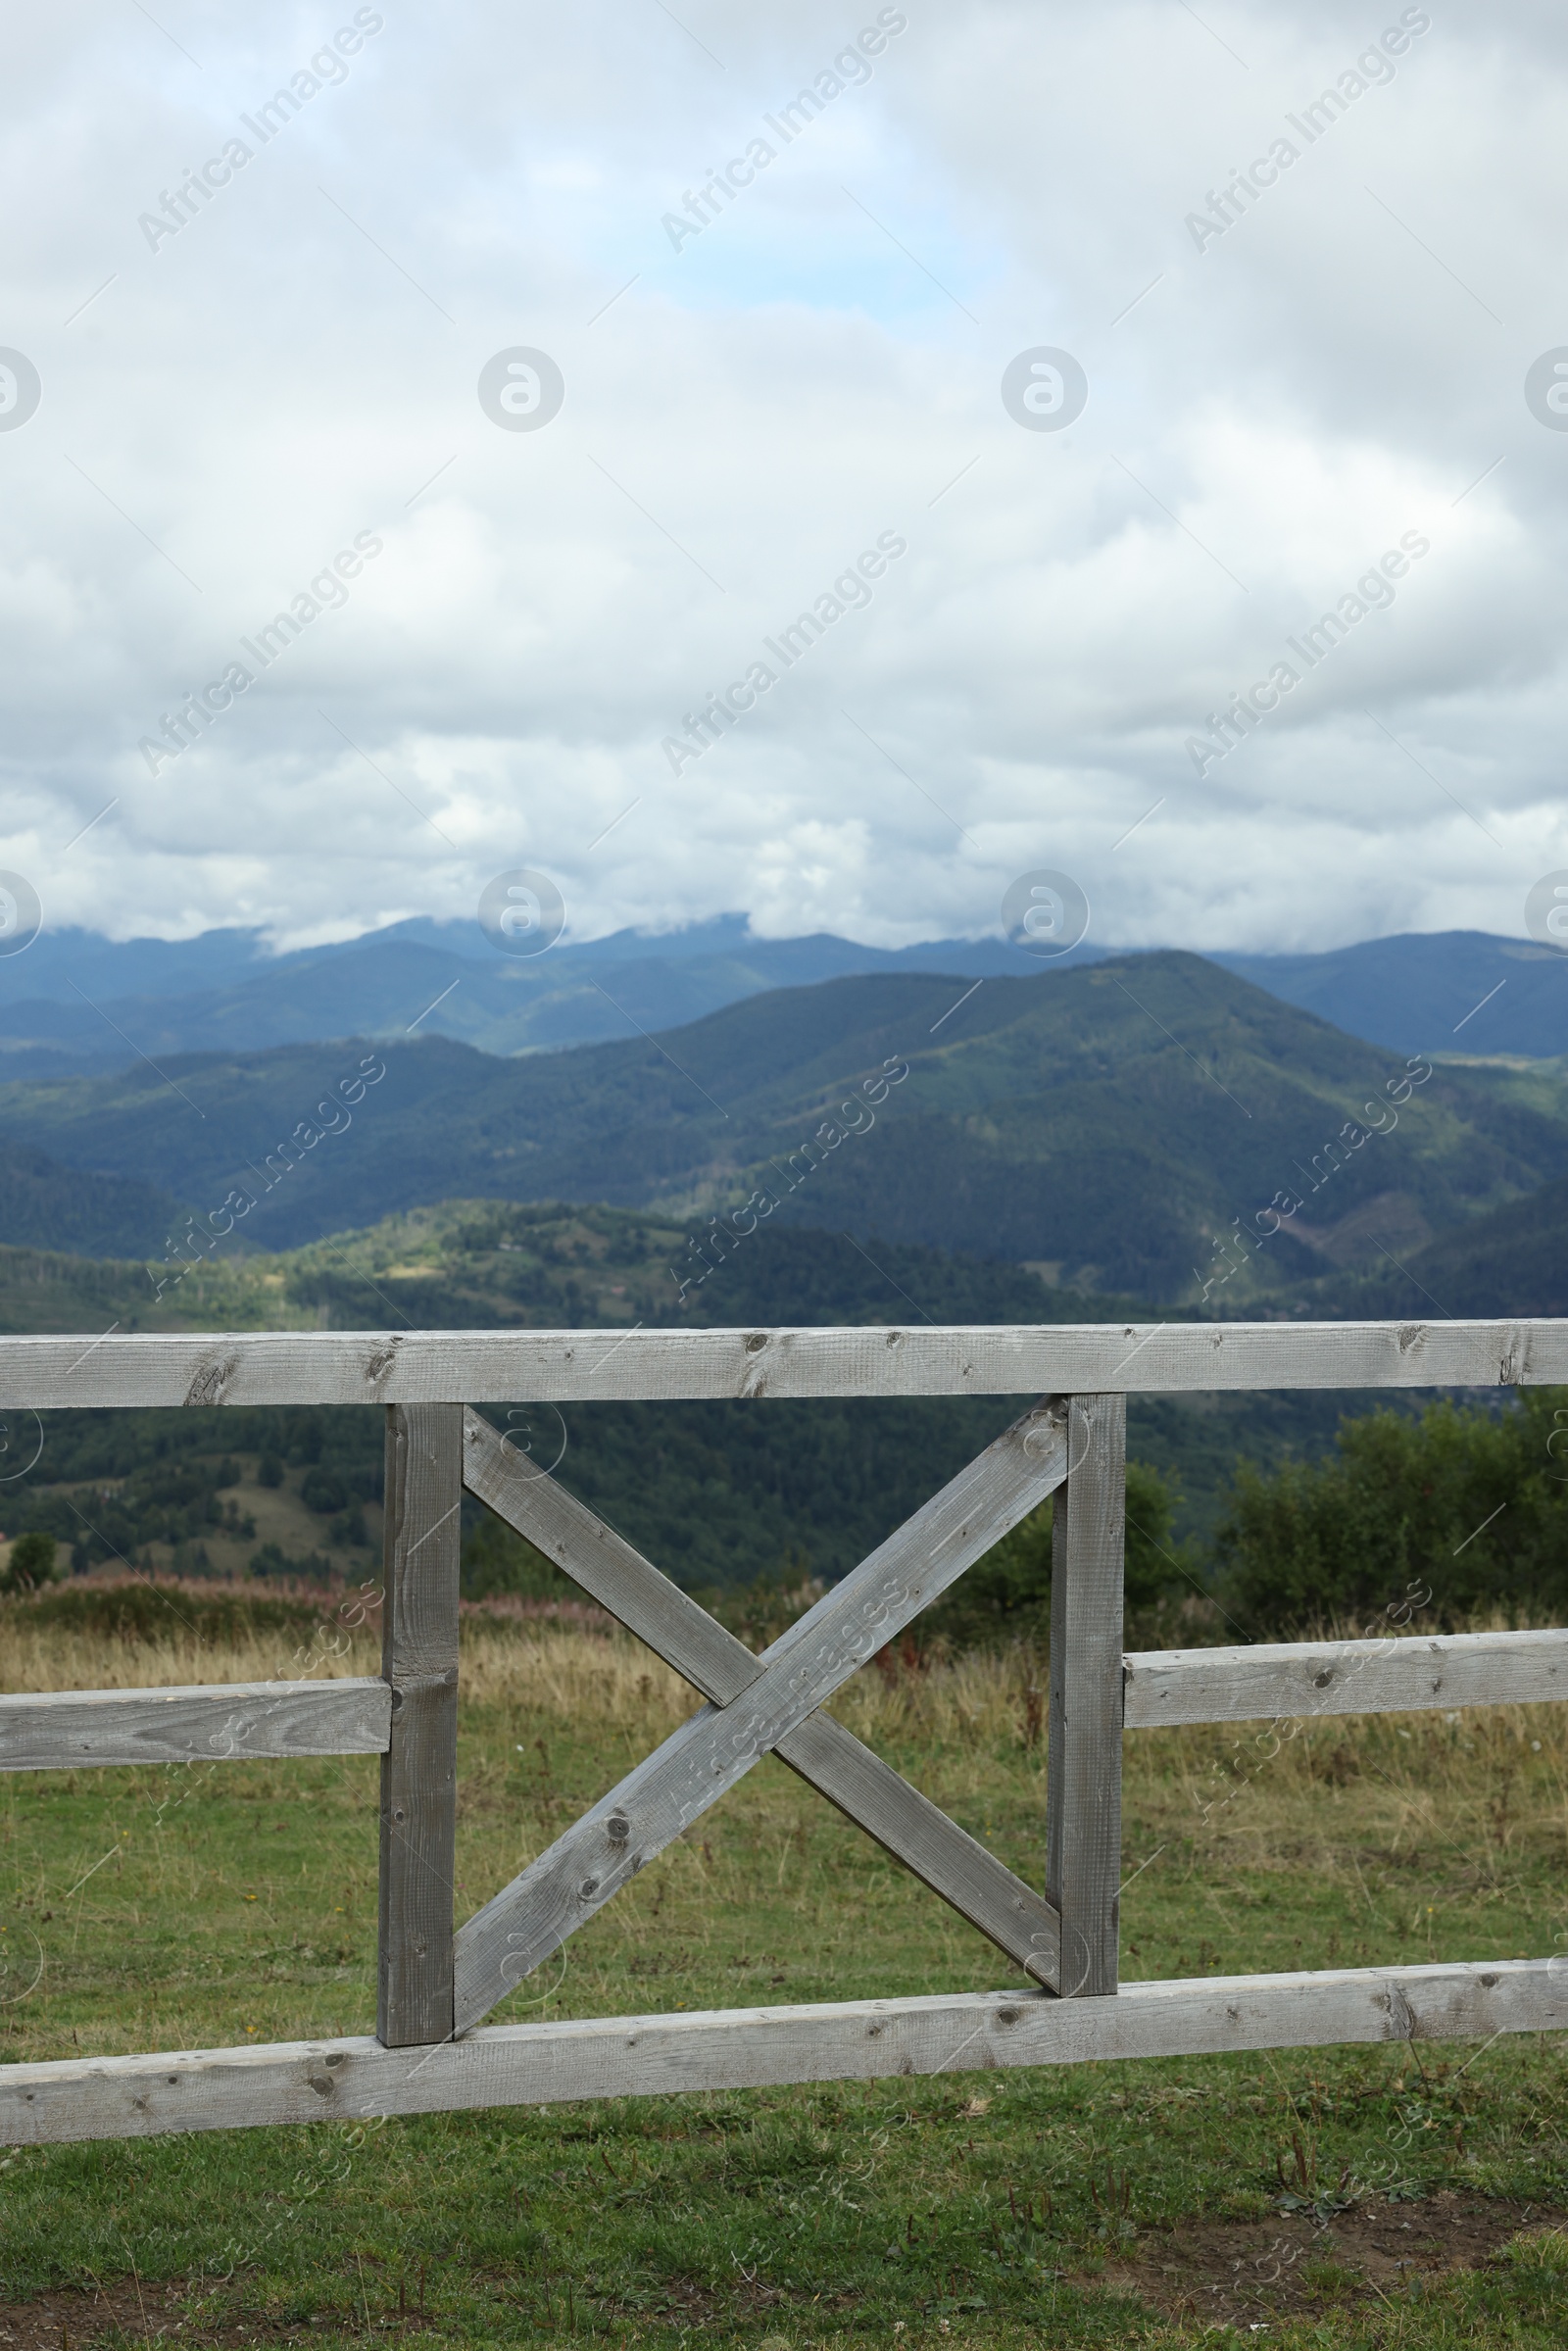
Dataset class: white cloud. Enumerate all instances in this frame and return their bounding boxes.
[1,0,1564,959]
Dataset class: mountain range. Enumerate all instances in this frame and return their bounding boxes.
[2,914,1563,1077]
[2,950,1565,1303]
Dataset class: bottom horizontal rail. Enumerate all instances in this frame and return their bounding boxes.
[1,1959,1562,2145]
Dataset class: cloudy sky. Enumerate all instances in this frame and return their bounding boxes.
[3,0,1566,957]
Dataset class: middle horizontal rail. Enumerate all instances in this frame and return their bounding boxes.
[1123,1628,1568,1728]
[0,1678,392,1770]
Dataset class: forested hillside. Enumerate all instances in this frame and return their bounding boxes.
[0,1206,1411,1584]
[3,955,1564,1298]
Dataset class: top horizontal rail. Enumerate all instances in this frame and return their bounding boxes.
[0,1321,1560,1408]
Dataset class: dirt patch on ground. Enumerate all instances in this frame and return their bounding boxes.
[1095,2189,1567,2327]
[0,2278,221,2350]
[0,2277,444,2349]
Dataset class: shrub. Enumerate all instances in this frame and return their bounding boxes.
[1,1530,58,1595]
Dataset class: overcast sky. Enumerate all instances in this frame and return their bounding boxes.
[3,0,1566,957]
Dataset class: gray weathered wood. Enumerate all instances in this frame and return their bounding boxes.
[453,1397,1070,2030]
[0,1680,390,1770]
[3,1959,1560,2146]
[1124,1627,1568,1728]
[1047,1395,1125,1998]
[463,1407,1060,1987]
[378,1403,462,2048]
[0,1319,1563,1408]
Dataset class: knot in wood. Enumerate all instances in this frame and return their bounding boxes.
[607,1815,630,1842]
[183,1352,238,1408]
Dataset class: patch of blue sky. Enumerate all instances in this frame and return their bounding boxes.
[627,179,1000,330]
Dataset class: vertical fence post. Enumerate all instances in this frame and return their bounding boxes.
[377,1402,463,2047]
[1046,1392,1125,1997]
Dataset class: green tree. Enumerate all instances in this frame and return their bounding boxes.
[1213,1389,1568,1634]
[2,1530,58,1594]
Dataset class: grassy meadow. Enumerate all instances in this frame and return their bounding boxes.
[0,1604,1563,2344]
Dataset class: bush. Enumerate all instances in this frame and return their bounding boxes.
[1,1530,57,1595]
[258,1454,284,1488]
[1213,1389,1568,1633]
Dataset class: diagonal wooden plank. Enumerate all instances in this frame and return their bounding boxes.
[776,1711,1059,1985]
[462,1412,1060,1988]
[453,1397,1069,2032]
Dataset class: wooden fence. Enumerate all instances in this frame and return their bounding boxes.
[0,1319,1564,2145]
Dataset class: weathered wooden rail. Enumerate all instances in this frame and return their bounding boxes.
[0,1319,1563,2144]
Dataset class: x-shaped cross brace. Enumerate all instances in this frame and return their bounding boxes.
[453,1397,1071,2033]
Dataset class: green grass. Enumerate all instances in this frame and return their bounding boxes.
[0,1624,1564,2345]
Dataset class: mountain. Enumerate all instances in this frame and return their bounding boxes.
[3,953,1564,1299]
[0,1144,180,1259]
[1213,932,1568,1060]
[5,916,1564,1076]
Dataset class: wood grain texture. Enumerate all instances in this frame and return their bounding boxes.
[1124,1628,1568,1728]
[1047,1396,1126,1999]
[1,1320,1563,1407]
[0,1680,389,1770]
[377,1403,462,2049]
[462,1410,1061,1988]
[453,1398,1070,2031]
[4,1960,1561,2146]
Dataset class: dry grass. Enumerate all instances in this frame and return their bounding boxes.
[0,1619,378,1694]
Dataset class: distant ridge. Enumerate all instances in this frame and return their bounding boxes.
[0,915,1088,1076]
[1212,931,1568,1061]
[0,916,1561,1075]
